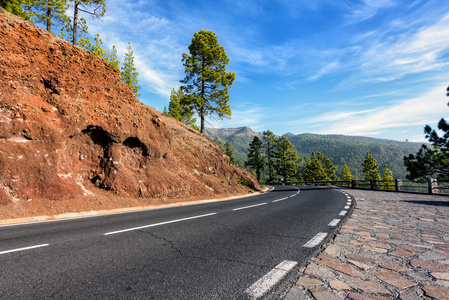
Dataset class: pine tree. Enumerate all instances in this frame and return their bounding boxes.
[316,152,338,180]
[380,164,394,190]
[180,30,235,134]
[107,45,120,69]
[78,32,106,59]
[121,42,142,99]
[1,0,32,20]
[302,152,328,182]
[404,86,449,180]
[225,141,235,165]
[166,88,198,131]
[341,163,356,181]
[263,130,277,183]
[245,136,265,181]
[362,152,381,181]
[276,136,300,182]
[24,0,69,33]
[68,0,106,45]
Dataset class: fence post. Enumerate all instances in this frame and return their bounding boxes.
[395,179,402,192]
[351,180,356,188]
[428,179,438,194]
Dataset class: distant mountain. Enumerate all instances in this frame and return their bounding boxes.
[204,127,263,140]
[204,127,425,179]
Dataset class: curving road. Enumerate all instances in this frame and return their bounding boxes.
[0,185,353,299]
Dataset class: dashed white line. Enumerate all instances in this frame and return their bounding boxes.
[104,213,217,235]
[232,203,267,211]
[339,210,347,216]
[273,197,289,203]
[344,205,350,209]
[245,260,298,299]
[303,232,328,248]
[0,244,49,255]
[328,219,340,227]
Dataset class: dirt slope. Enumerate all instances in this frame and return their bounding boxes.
[0,9,260,219]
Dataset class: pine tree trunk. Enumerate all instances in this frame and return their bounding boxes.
[46,0,51,31]
[73,1,79,45]
[200,59,206,134]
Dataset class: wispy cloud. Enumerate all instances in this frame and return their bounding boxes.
[309,84,447,137]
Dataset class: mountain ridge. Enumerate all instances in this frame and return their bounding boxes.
[205,127,424,179]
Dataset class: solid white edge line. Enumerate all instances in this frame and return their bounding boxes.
[245,260,298,299]
[273,197,289,203]
[328,219,340,227]
[339,210,347,216]
[0,244,49,255]
[232,203,267,211]
[303,232,328,248]
[104,213,217,235]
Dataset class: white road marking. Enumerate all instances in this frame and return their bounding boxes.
[0,244,49,255]
[273,197,288,203]
[245,260,298,299]
[232,203,267,211]
[104,213,217,235]
[328,219,340,227]
[339,210,347,216]
[303,232,328,248]
[344,205,350,209]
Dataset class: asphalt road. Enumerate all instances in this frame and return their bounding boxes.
[0,185,352,299]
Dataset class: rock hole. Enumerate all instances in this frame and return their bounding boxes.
[123,137,149,156]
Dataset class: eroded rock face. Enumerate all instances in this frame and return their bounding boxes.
[0,8,259,211]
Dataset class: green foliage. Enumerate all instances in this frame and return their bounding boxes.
[106,45,120,69]
[341,163,356,181]
[263,130,278,182]
[380,164,395,190]
[405,87,449,180]
[180,30,235,134]
[204,130,422,180]
[316,152,338,180]
[301,152,328,182]
[224,141,236,165]
[1,0,32,20]
[78,32,106,57]
[362,152,381,181]
[237,177,251,187]
[121,42,142,99]
[276,136,300,182]
[24,0,69,32]
[165,88,198,131]
[245,136,265,181]
[68,0,106,45]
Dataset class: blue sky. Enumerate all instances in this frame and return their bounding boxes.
[71,0,449,142]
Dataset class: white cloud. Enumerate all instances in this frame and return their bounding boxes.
[309,84,447,136]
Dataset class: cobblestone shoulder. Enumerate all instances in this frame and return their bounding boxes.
[285,189,449,300]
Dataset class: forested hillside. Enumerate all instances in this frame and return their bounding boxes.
[206,128,424,179]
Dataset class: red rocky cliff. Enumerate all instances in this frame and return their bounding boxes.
[0,9,259,217]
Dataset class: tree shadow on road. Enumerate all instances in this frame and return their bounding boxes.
[404,200,449,207]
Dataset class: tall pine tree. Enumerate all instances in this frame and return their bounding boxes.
[263,130,277,183]
[276,136,300,182]
[24,0,69,32]
[121,42,142,99]
[245,136,265,181]
[362,152,381,181]
[180,30,235,134]
[225,141,235,165]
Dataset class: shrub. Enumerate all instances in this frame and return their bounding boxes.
[238,177,251,187]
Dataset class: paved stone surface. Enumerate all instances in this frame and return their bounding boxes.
[284,189,449,299]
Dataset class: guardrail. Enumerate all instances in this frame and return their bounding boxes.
[271,179,449,195]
